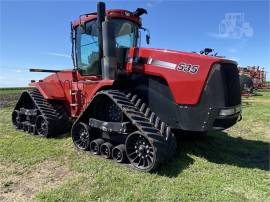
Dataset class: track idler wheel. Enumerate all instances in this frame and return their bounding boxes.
[112,144,127,163]
[36,115,49,137]
[12,110,22,129]
[28,124,35,134]
[72,122,91,151]
[25,123,31,133]
[126,131,158,172]
[90,139,105,155]
[22,122,28,132]
[100,142,113,159]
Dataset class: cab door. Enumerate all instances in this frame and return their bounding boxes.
[71,20,102,117]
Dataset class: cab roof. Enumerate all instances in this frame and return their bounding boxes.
[72,9,141,28]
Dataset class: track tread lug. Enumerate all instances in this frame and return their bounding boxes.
[145,108,151,117]
[140,103,146,112]
[149,112,156,123]
[155,117,160,128]
[131,95,138,103]
[135,99,142,107]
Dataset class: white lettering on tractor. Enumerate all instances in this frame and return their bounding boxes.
[177,63,199,74]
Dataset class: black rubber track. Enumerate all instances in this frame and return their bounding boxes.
[93,90,177,171]
[12,88,69,137]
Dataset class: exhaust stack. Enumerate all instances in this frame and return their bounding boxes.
[97,2,105,74]
[97,2,117,80]
[102,17,117,80]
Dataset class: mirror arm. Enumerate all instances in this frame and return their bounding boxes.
[140,27,151,45]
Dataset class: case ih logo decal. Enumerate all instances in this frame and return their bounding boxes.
[177,63,199,74]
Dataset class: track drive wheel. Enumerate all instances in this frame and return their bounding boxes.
[72,122,91,151]
[112,144,127,163]
[126,131,159,172]
[36,115,49,137]
[90,139,105,155]
[12,110,22,129]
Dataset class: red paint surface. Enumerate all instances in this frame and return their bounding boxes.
[72,9,141,28]
[30,70,113,117]
[127,48,237,105]
[29,47,236,117]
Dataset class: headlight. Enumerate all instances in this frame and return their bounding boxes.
[219,105,241,116]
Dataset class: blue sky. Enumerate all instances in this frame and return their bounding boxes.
[0,0,269,87]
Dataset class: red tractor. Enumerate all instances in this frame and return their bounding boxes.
[12,2,241,171]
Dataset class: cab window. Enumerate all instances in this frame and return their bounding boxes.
[76,20,100,75]
[75,19,138,75]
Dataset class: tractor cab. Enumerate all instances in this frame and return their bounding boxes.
[71,7,147,78]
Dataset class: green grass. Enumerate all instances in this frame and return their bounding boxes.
[0,87,29,95]
[0,91,269,201]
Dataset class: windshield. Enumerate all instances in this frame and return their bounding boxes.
[75,19,138,75]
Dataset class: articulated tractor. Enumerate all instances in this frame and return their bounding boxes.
[12,2,241,171]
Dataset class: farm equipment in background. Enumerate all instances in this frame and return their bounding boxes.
[239,66,269,96]
[12,2,241,172]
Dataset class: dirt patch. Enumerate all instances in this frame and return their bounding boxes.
[0,160,76,202]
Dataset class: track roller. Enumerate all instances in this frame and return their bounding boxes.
[72,122,91,151]
[100,142,113,159]
[90,139,105,155]
[29,124,36,134]
[112,144,127,163]
[26,124,32,133]
[36,115,49,137]
[22,122,28,132]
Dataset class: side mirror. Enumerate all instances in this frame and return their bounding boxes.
[146,34,150,45]
[141,27,151,45]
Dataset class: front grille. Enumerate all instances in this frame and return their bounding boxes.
[174,62,241,131]
[220,63,241,107]
[200,63,241,108]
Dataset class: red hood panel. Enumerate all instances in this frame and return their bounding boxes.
[127,47,237,105]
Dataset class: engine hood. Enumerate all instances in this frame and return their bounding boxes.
[126,47,238,105]
[128,47,237,67]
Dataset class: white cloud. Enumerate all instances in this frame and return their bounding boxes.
[47,52,71,58]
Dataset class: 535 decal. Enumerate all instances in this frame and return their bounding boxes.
[177,63,199,74]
